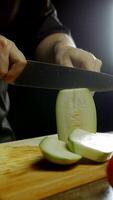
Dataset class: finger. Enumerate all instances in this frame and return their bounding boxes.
[0,35,8,48]
[0,36,9,78]
[67,48,90,69]
[70,48,102,72]
[0,51,9,78]
[55,51,73,68]
[94,58,102,72]
[60,57,73,68]
[4,41,27,83]
[87,53,102,72]
[8,40,26,64]
[4,61,26,83]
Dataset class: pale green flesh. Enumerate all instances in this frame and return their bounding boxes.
[68,129,113,162]
[39,135,82,165]
[56,88,97,142]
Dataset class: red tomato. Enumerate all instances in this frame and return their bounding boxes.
[107,156,113,187]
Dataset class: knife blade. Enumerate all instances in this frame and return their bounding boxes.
[13,60,113,92]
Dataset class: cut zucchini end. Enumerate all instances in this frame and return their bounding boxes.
[56,88,97,142]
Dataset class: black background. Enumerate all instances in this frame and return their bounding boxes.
[8,0,113,139]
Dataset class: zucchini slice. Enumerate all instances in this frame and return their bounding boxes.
[67,129,113,162]
[39,135,82,165]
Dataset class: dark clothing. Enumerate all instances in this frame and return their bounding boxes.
[0,0,69,59]
[0,0,69,142]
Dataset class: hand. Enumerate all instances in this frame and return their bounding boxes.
[54,44,102,72]
[0,35,27,83]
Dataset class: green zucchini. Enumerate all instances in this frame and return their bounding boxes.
[56,88,97,141]
[39,135,82,165]
[67,129,113,162]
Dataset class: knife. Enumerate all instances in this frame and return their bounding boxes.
[14,60,113,92]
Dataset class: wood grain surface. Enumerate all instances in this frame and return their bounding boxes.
[0,138,107,200]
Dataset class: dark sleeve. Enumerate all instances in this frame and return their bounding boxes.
[35,0,71,45]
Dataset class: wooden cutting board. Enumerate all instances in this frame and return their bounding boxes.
[0,140,107,200]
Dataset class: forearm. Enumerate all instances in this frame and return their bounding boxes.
[35,33,76,63]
